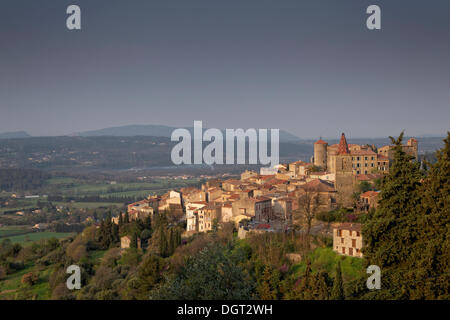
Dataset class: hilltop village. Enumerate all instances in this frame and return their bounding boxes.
[118,133,418,257]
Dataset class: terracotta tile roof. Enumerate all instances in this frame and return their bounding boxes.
[309,171,328,176]
[301,179,335,192]
[334,222,362,232]
[337,133,350,155]
[357,173,384,181]
[254,196,271,202]
[360,191,380,198]
[314,139,328,145]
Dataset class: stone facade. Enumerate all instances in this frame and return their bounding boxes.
[333,223,362,258]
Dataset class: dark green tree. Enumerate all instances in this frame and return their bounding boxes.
[130,233,138,249]
[158,226,169,258]
[118,213,123,227]
[150,245,254,299]
[331,262,344,300]
[258,265,276,300]
[362,132,424,299]
[311,271,331,300]
[407,132,450,299]
[111,223,120,245]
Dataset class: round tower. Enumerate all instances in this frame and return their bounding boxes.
[314,139,328,170]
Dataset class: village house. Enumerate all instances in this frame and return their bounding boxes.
[359,190,380,212]
[180,187,207,203]
[127,199,155,221]
[241,170,258,181]
[294,179,337,212]
[185,201,207,232]
[333,223,363,258]
[120,235,141,249]
[197,203,221,233]
[221,203,233,223]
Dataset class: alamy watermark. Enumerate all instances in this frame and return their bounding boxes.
[366,265,381,290]
[170,121,280,168]
[66,265,81,290]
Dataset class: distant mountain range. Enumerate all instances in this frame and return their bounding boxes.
[0,131,31,139]
[75,124,301,143]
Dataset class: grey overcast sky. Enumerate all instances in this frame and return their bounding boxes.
[0,0,449,138]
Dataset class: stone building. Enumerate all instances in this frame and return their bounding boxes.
[120,235,141,249]
[312,134,418,178]
[231,197,273,223]
[313,139,328,169]
[351,149,378,175]
[378,138,418,160]
[359,190,380,212]
[333,133,356,208]
[197,203,221,232]
[333,223,362,258]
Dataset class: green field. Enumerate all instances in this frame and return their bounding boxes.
[44,177,201,197]
[291,247,364,280]
[0,225,32,237]
[0,263,53,300]
[45,177,79,185]
[1,231,75,246]
[53,201,124,209]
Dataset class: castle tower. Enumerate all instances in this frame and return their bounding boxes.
[314,139,328,170]
[407,138,419,159]
[334,133,355,208]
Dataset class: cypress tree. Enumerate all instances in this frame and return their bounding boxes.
[168,228,175,255]
[144,215,152,230]
[130,233,138,249]
[312,271,331,300]
[159,226,168,257]
[331,262,344,300]
[124,211,130,224]
[258,265,275,300]
[363,132,423,298]
[410,132,450,299]
[111,222,120,245]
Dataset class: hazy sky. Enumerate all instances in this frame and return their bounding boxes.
[1,0,449,138]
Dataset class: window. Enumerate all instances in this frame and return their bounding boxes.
[371,163,374,167]
[365,163,368,167]
[342,247,346,254]
[365,157,368,161]
[371,156,374,160]
[352,239,356,247]
[357,157,360,161]
[337,229,342,237]
[341,238,344,244]
[349,248,353,256]
[357,231,360,237]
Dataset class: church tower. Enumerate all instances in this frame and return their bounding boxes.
[314,138,328,170]
[334,133,355,207]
